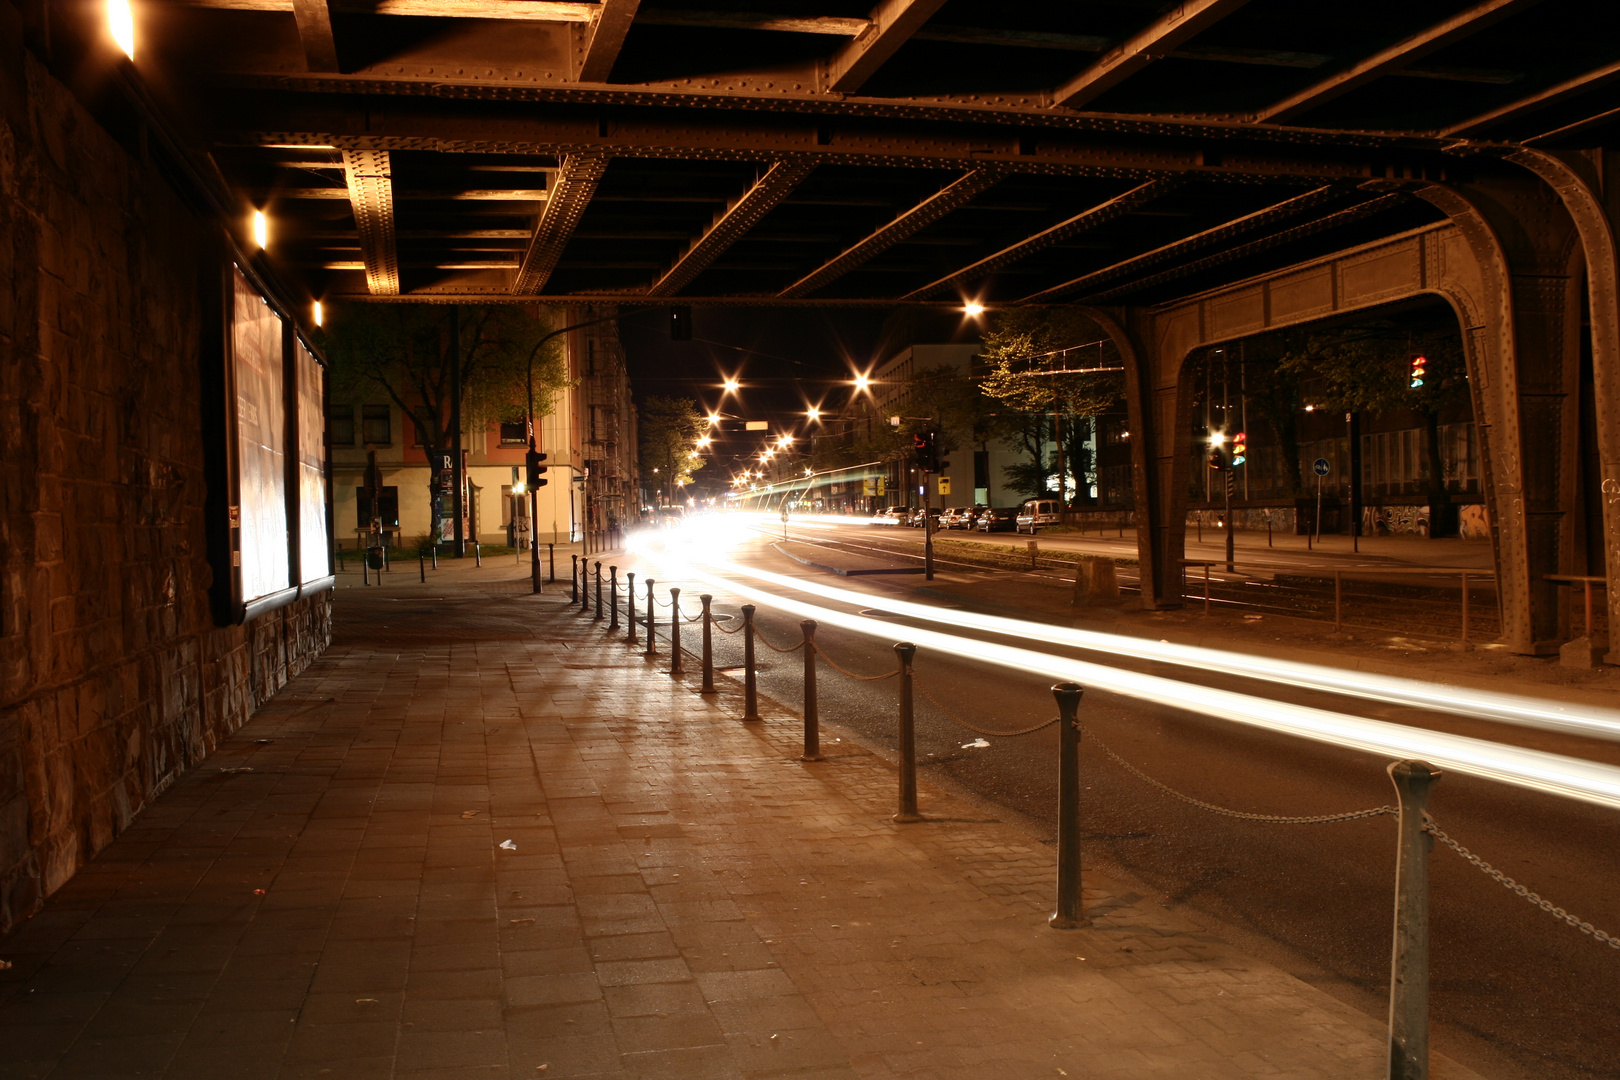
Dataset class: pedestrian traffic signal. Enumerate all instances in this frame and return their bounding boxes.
[913,430,939,470]
[1231,431,1247,467]
[1409,354,1426,389]
[525,449,548,489]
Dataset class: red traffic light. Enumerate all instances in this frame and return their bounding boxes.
[1231,431,1247,466]
[1409,354,1427,389]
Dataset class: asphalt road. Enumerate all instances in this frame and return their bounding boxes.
[614,532,1620,1080]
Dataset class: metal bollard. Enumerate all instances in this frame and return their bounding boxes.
[548,543,555,582]
[1335,569,1343,633]
[1049,682,1086,929]
[626,572,638,644]
[608,566,620,630]
[643,579,657,657]
[593,562,603,620]
[893,642,920,822]
[669,588,684,675]
[1388,760,1441,1080]
[800,620,821,762]
[419,554,426,583]
[431,546,438,570]
[362,553,369,586]
[580,558,591,613]
[741,605,759,721]
[474,542,481,567]
[571,554,579,603]
[699,595,716,695]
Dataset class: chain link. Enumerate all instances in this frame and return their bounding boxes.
[711,614,748,635]
[1084,724,1397,825]
[810,642,898,681]
[755,627,806,653]
[915,681,1060,738]
[1425,816,1620,950]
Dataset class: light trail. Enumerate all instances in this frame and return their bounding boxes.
[658,553,1620,813]
[678,516,1620,746]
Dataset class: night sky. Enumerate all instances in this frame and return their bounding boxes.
[618,305,981,486]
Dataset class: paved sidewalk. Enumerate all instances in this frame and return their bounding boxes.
[0,563,1482,1080]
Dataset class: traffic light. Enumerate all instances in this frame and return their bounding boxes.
[525,449,548,489]
[1409,354,1427,389]
[1230,431,1247,467]
[1207,446,1226,470]
[912,431,933,468]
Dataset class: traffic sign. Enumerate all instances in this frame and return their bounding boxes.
[1313,457,1331,476]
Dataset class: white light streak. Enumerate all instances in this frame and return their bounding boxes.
[667,553,1620,812]
[696,550,1620,747]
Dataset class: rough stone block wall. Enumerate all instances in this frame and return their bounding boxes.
[0,54,331,933]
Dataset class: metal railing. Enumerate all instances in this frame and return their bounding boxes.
[570,572,1618,1080]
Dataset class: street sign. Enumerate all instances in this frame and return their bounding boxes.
[863,478,876,496]
[937,476,951,495]
[1313,457,1331,476]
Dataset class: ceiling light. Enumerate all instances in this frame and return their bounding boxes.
[313,301,324,326]
[108,0,135,58]
[252,210,268,249]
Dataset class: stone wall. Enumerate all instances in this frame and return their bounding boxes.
[0,54,330,933]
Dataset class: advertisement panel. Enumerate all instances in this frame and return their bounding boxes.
[295,336,329,583]
[232,266,290,603]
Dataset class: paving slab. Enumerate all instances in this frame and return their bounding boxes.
[0,560,1487,1080]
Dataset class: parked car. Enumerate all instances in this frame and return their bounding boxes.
[1015,498,1062,534]
[959,504,989,530]
[976,507,1018,532]
[872,506,909,526]
[940,506,973,529]
[909,506,943,529]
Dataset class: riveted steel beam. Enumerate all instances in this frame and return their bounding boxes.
[823,0,949,94]
[1080,191,1411,302]
[177,0,593,16]
[1254,0,1537,124]
[576,0,641,82]
[900,178,1182,301]
[1018,183,1348,303]
[289,0,339,71]
[1053,0,1252,109]
[647,159,815,296]
[1443,59,1620,136]
[342,149,400,294]
[512,151,608,295]
[778,166,1005,298]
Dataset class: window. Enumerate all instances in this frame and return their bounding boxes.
[361,405,392,445]
[326,404,355,446]
[411,408,435,448]
[499,422,527,446]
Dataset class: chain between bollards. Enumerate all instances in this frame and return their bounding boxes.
[643,579,657,657]
[742,605,759,721]
[608,566,619,630]
[1049,682,1086,929]
[699,595,717,694]
[625,572,638,645]
[800,620,821,761]
[1388,760,1440,1080]
[593,561,603,620]
[669,588,684,675]
[894,642,920,823]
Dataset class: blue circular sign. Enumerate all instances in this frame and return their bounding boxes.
[1313,457,1331,476]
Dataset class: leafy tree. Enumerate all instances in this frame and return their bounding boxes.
[978,308,1125,506]
[1275,323,1469,536]
[319,303,571,539]
[639,396,708,505]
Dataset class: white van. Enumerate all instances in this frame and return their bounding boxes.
[1015,498,1061,534]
